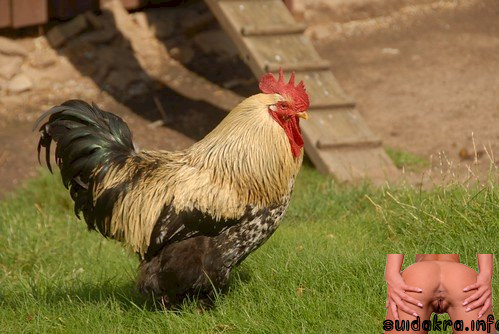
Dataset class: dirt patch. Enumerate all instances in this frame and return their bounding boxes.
[0,2,256,199]
[0,0,497,198]
[309,0,498,183]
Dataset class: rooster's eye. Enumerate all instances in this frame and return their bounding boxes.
[279,102,287,109]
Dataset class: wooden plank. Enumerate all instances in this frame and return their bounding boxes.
[264,60,330,72]
[279,71,355,108]
[205,0,399,182]
[207,0,355,108]
[244,35,323,76]
[301,108,379,148]
[104,0,243,112]
[316,139,382,150]
[11,0,48,28]
[241,23,306,36]
[0,0,11,28]
[317,147,397,182]
[49,0,98,20]
[219,0,296,32]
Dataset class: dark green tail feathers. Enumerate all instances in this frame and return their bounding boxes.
[35,100,136,221]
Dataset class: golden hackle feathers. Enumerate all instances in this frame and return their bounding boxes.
[93,93,303,256]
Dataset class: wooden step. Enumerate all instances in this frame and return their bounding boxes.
[205,0,399,182]
[302,107,379,147]
[283,71,355,109]
[241,23,307,36]
[264,60,331,73]
[316,139,382,150]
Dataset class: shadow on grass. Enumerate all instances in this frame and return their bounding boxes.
[1,266,255,313]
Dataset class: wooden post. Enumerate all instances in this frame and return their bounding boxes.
[11,0,48,28]
[0,0,11,28]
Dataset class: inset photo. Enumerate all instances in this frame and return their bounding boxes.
[384,254,497,334]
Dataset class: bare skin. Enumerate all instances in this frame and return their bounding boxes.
[385,254,496,334]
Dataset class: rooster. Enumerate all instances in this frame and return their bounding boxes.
[35,70,310,304]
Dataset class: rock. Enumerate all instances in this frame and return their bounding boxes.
[283,0,305,21]
[382,48,400,55]
[47,15,88,48]
[8,74,32,93]
[308,25,331,41]
[151,19,174,39]
[128,81,148,98]
[144,9,175,39]
[182,12,214,36]
[28,50,57,69]
[79,29,116,44]
[193,30,238,58]
[459,147,484,161]
[0,37,28,57]
[133,12,149,30]
[0,55,23,80]
[84,11,103,30]
[106,69,140,92]
[169,45,194,64]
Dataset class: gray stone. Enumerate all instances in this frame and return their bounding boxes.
[85,11,103,30]
[106,69,139,92]
[0,37,28,57]
[8,74,32,93]
[144,9,175,39]
[151,20,174,39]
[79,29,116,44]
[0,55,23,80]
[169,45,194,64]
[47,15,88,48]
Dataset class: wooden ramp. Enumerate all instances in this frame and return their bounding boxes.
[205,0,398,182]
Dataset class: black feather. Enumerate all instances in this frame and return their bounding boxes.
[34,100,136,230]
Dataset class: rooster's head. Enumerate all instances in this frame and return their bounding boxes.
[259,69,310,158]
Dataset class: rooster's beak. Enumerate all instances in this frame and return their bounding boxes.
[297,112,308,120]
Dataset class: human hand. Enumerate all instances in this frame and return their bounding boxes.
[463,272,493,318]
[385,271,423,321]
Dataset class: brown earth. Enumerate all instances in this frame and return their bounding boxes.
[0,0,497,198]
[307,0,498,184]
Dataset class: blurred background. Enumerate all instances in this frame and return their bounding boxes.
[0,0,497,197]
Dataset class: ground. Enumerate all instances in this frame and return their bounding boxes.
[0,2,497,333]
[0,164,497,333]
[0,0,497,198]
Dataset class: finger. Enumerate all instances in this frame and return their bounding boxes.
[390,303,399,321]
[397,302,419,317]
[386,298,389,309]
[463,290,481,306]
[477,300,491,319]
[404,285,423,293]
[394,296,418,317]
[400,294,423,308]
[465,293,489,312]
[463,283,479,292]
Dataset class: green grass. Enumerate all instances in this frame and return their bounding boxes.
[386,147,431,171]
[0,166,497,333]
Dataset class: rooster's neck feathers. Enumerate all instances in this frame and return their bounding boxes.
[175,93,302,218]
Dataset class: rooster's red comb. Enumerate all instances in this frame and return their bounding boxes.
[259,68,310,112]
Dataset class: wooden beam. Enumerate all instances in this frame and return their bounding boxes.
[316,139,382,150]
[264,60,331,73]
[103,0,243,112]
[309,101,356,110]
[241,24,307,36]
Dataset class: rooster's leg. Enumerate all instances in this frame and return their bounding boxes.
[138,235,230,305]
